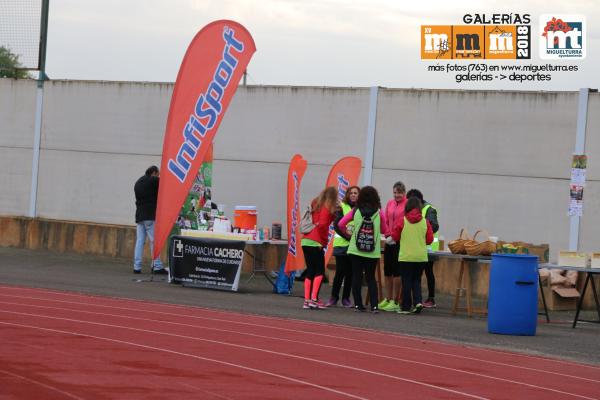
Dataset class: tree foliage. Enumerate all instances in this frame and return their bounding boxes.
[0,46,30,79]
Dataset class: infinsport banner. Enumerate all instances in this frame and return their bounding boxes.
[324,157,362,266]
[154,20,256,259]
[285,154,308,273]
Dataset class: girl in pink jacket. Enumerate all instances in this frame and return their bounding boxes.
[379,181,407,312]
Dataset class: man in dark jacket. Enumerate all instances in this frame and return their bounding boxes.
[407,189,439,308]
[133,165,167,274]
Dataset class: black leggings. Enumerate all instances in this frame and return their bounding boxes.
[399,261,426,311]
[351,255,378,308]
[302,246,325,279]
[331,254,352,300]
[422,260,435,299]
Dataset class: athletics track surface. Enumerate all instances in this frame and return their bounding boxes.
[1,285,599,400]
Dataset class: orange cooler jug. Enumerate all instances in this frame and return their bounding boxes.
[234,206,258,230]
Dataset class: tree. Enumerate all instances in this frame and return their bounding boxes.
[0,46,30,79]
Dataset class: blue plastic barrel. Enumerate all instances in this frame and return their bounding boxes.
[488,254,539,336]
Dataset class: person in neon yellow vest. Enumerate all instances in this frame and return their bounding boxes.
[338,186,386,313]
[327,186,360,307]
[407,189,439,308]
[390,197,434,314]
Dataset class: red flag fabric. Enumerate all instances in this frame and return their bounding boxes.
[323,157,362,266]
[285,154,308,273]
[154,21,256,258]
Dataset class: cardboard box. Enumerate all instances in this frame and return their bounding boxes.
[538,280,580,311]
[498,242,549,263]
[558,251,590,268]
[524,244,550,264]
[590,253,600,269]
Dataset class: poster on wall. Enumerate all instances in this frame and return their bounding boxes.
[568,154,587,217]
[570,154,587,186]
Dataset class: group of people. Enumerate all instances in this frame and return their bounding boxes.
[300,182,439,314]
[132,165,440,314]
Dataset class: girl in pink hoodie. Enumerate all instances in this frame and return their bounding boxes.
[379,181,407,311]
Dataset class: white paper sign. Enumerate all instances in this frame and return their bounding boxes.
[570,168,586,187]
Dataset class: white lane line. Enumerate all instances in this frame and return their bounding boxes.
[0,369,87,400]
[2,291,598,383]
[0,311,488,400]
[0,321,369,400]
[0,299,596,399]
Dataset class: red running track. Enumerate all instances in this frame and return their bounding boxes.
[0,285,599,400]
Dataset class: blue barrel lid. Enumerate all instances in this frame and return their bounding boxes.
[491,253,538,260]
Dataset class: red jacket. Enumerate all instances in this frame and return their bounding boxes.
[302,202,335,247]
[391,208,434,245]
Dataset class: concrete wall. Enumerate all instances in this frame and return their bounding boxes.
[38,81,171,224]
[0,79,36,216]
[372,89,593,258]
[1,78,598,261]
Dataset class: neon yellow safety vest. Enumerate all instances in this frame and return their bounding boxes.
[422,204,439,252]
[398,217,428,262]
[347,209,381,259]
[333,202,353,248]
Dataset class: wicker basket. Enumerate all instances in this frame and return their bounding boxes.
[465,230,496,256]
[448,228,476,254]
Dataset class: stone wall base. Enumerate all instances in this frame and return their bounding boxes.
[0,216,284,274]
